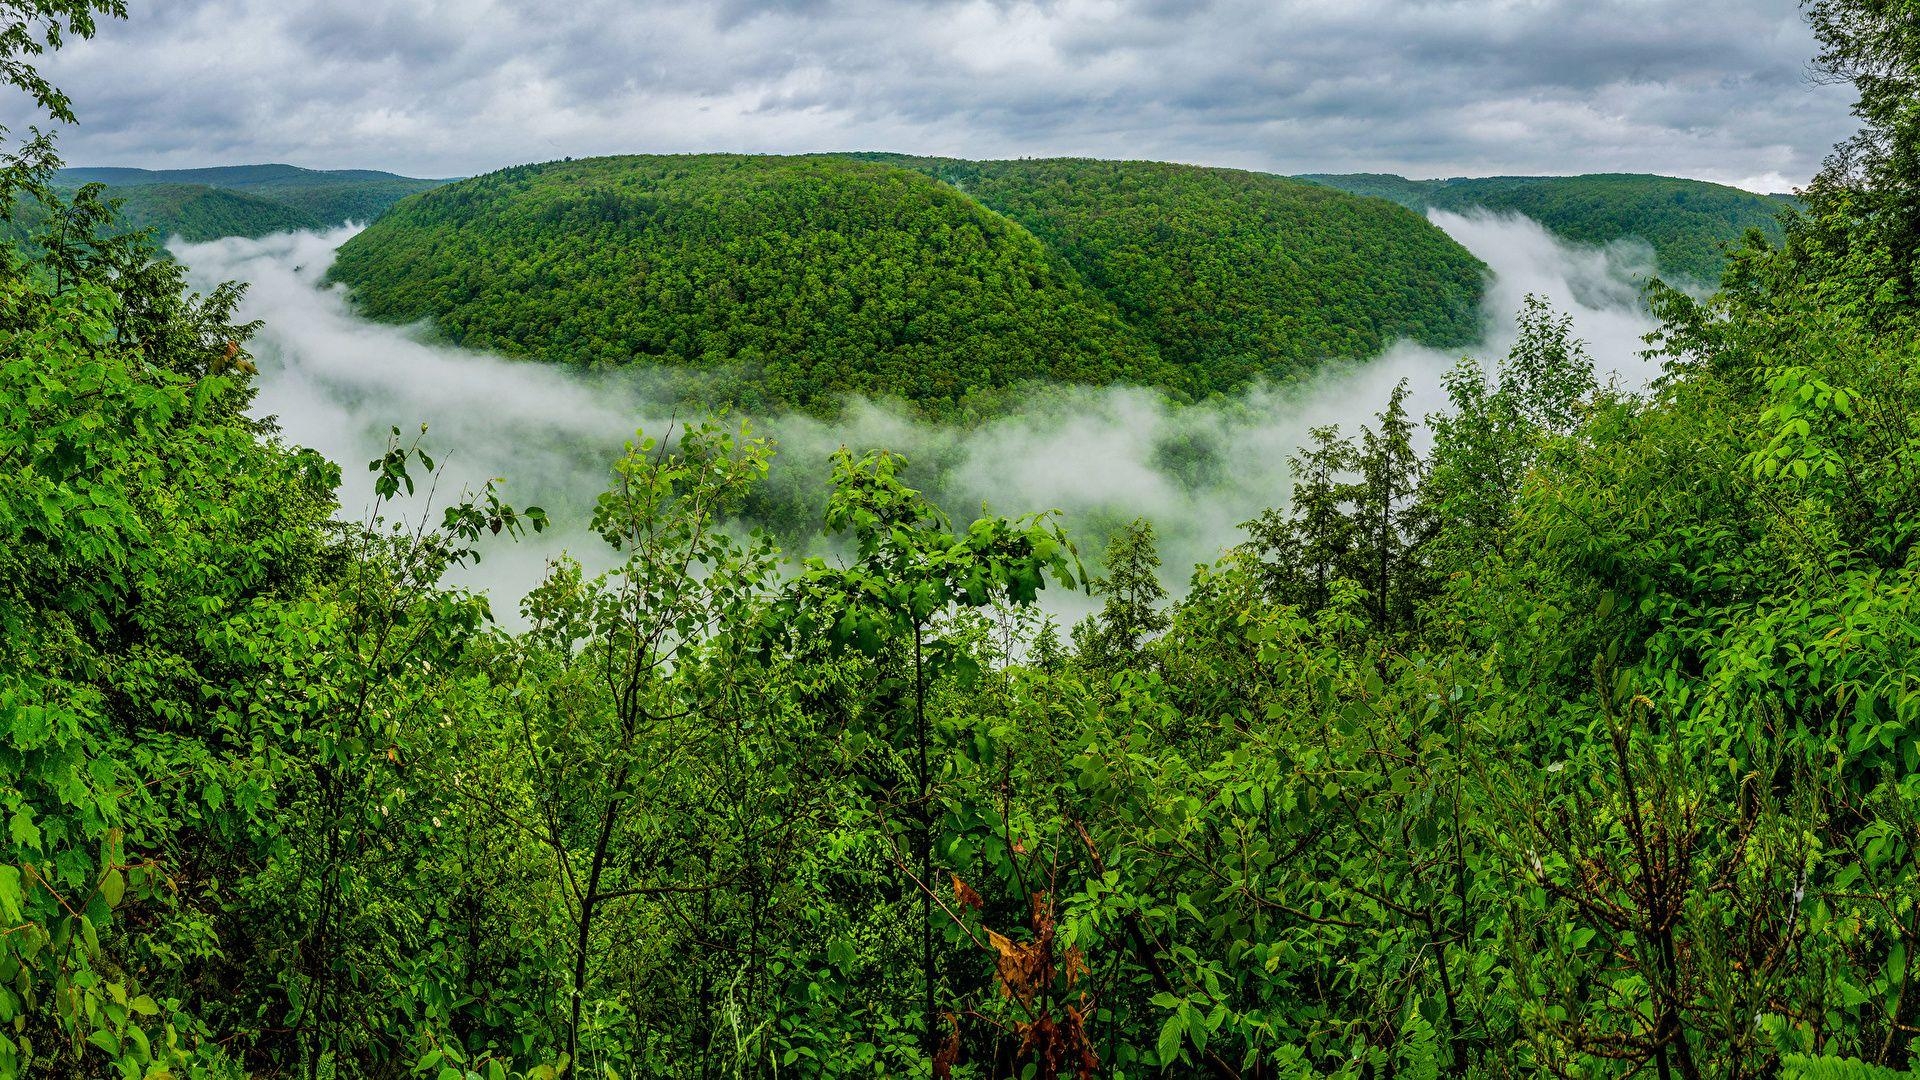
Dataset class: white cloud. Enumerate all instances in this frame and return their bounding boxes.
[172,208,1669,628]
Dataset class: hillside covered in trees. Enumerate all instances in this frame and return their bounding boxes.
[6,180,321,244]
[15,1,1920,1079]
[326,154,1487,412]
[1300,171,1793,281]
[852,155,1487,393]
[38,163,449,242]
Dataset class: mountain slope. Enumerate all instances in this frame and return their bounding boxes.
[58,163,419,186]
[55,163,449,227]
[330,154,1489,412]
[3,183,321,248]
[327,154,1173,412]
[1300,172,1791,282]
[98,183,322,241]
[865,155,1486,391]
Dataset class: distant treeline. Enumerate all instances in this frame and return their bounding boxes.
[1300,171,1794,282]
[2,163,450,248]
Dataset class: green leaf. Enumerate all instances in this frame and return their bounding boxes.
[1157,1012,1184,1065]
[826,937,857,971]
[100,867,124,909]
[0,867,21,922]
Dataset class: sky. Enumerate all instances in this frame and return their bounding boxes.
[20,0,1859,192]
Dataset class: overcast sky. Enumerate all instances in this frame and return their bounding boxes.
[19,0,1857,192]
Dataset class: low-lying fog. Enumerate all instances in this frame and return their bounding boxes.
[175,212,1666,628]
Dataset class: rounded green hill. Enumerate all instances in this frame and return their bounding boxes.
[328,154,1489,412]
[874,156,1489,391]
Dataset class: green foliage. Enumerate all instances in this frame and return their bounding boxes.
[327,153,1487,413]
[1303,170,1793,282]
[1783,1056,1920,1080]
[1071,518,1170,677]
[4,182,322,247]
[55,163,449,226]
[876,156,1487,392]
[326,154,1172,415]
[16,2,1920,1078]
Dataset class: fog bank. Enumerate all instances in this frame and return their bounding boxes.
[175,209,1665,626]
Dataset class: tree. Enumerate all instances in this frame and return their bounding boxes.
[769,448,1080,1054]
[1350,380,1422,636]
[1071,517,1169,675]
[508,419,778,1070]
[1244,423,1359,613]
[1421,295,1596,573]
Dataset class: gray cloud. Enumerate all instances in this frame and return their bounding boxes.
[13,0,1858,190]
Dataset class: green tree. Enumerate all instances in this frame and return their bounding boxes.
[1245,423,1360,613]
[1351,380,1422,636]
[770,448,1080,1055]
[1071,517,1169,675]
[508,419,777,1070]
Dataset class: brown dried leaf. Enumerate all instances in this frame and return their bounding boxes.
[987,928,1047,1006]
[1064,1003,1099,1080]
[1030,891,1055,941]
[952,873,984,912]
[1063,945,1088,988]
[932,1011,960,1080]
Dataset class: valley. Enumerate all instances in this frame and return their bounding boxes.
[11,3,1913,1075]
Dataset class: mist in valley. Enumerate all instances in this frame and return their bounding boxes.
[175,210,1667,628]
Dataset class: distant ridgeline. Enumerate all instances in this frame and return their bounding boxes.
[1298,172,1796,283]
[326,154,1489,413]
[9,164,451,245]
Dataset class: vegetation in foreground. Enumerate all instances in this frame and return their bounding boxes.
[7,1,1920,1078]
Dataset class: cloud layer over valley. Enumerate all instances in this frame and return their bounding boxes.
[177,209,1668,627]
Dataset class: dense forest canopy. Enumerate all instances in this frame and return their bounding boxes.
[11,1,1920,1079]
[850,155,1487,393]
[1300,171,1794,282]
[326,153,1487,413]
[4,181,321,245]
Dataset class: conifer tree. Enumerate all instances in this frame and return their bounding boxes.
[1073,517,1170,672]
[1244,423,1359,612]
[1351,380,1422,635]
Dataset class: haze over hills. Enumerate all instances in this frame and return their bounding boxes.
[1299,172,1793,282]
[326,153,1489,413]
[35,163,451,241]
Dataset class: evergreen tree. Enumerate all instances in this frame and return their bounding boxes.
[1420,295,1596,574]
[1073,517,1170,672]
[1245,423,1359,612]
[1350,380,1422,635]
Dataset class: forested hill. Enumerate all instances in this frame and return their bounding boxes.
[327,154,1487,412]
[1300,171,1792,281]
[52,163,450,232]
[3,182,322,246]
[853,155,1487,393]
